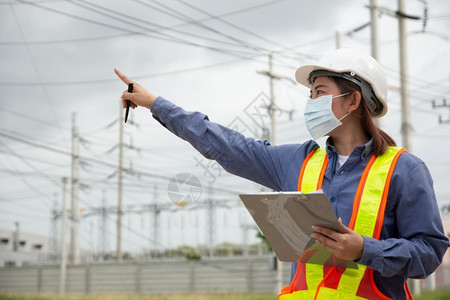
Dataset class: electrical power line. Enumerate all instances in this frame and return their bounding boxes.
[69,0,266,52]
[8,1,69,150]
[0,0,284,45]
[15,0,263,60]
[0,130,246,195]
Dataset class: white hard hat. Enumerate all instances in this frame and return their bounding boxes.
[295,48,388,118]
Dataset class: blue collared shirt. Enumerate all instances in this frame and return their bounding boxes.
[151,97,449,299]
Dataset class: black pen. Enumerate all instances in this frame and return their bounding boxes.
[124,83,133,123]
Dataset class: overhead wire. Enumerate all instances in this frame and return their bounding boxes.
[68,0,265,53]
[132,0,268,53]
[0,141,66,188]
[0,206,49,220]
[0,130,247,196]
[0,186,56,203]
[0,161,54,208]
[383,65,449,91]
[0,107,71,130]
[0,0,316,87]
[14,0,264,61]
[0,56,254,86]
[171,0,312,72]
[0,0,283,45]
[73,188,166,252]
[0,150,69,174]
[8,1,70,150]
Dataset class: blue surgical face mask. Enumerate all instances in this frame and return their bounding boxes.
[304,93,351,140]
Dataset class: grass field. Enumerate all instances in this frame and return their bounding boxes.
[1,290,450,300]
[0,294,274,300]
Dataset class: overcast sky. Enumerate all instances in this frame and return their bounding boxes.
[1,0,449,255]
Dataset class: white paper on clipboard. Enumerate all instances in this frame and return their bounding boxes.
[239,191,358,268]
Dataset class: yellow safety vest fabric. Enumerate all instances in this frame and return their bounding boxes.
[279,146,405,300]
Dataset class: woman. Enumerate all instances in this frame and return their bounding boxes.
[115,48,448,299]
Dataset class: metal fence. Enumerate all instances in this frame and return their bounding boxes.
[0,256,291,294]
[1,257,449,295]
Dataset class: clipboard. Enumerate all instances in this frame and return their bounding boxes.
[239,192,358,268]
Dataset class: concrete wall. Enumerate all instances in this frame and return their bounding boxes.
[0,256,292,294]
[2,257,448,295]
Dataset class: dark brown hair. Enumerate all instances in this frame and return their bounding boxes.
[331,76,396,156]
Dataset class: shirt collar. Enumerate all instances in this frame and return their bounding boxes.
[325,137,374,160]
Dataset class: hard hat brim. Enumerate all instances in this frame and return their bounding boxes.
[295,65,316,88]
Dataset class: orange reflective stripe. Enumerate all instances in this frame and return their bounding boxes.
[373,148,406,238]
[370,269,391,300]
[288,260,302,292]
[313,266,336,300]
[297,149,317,192]
[298,147,328,193]
[404,282,413,300]
[316,155,328,190]
[349,154,376,230]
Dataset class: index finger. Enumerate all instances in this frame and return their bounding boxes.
[114,68,132,85]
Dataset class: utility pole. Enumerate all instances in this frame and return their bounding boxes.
[370,0,382,128]
[70,113,80,264]
[267,53,284,294]
[13,222,19,252]
[398,0,413,152]
[59,177,68,294]
[117,102,124,262]
[335,31,341,49]
[370,0,380,62]
[206,184,215,256]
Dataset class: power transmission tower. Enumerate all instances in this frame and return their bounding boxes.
[51,198,60,261]
[99,190,109,260]
[59,177,68,294]
[431,74,450,123]
[70,113,80,264]
[257,54,296,145]
[432,99,450,124]
[151,184,161,254]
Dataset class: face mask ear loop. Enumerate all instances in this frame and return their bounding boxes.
[339,111,351,121]
[335,92,352,121]
[333,92,351,99]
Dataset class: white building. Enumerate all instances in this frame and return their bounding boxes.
[0,227,55,267]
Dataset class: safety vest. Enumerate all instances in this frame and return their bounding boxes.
[278,146,412,300]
